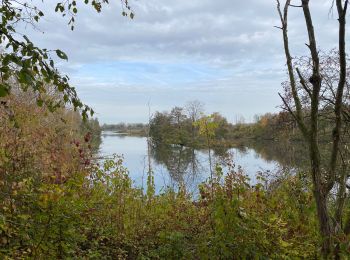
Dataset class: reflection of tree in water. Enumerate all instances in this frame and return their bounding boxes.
[246,140,310,170]
[151,144,202,189]
[211,145,230,157]
[151,140,316,189]
[213,141,312,175]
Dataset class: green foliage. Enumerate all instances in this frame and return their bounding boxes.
[80,118,102,152]
[0,87,342,259]
[149,106,302,151]
[230,112,298,141]
[149,107,230,148]
[0,108,323,258]
[195,114,219,140]
[0,0,133,119]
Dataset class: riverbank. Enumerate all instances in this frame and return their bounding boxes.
[101,123,148,136]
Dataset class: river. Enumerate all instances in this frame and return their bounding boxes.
[98,131,294,193]
[99,131,290,193]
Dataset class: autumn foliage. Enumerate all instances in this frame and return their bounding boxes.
[0,92,329,259]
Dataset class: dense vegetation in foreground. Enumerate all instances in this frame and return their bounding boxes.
[2,93,349,258]
[0,91,330,258]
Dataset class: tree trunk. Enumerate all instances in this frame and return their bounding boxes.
[311,166,333,256]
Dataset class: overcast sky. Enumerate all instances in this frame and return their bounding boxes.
[25,0,342,123]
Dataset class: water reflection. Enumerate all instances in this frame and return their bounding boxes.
[247,140,309,169]
[151,144,206,191]
[99,131,305,193]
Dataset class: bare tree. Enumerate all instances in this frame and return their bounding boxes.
[277,0,348,256]
[234,114,246,125]
[185,101,204,178]
[185,100,204,144]
[185,100,204,122]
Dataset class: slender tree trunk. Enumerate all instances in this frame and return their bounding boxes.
[276,0,349,256]
[311,166,333,255]
[205,125,214,195]
[302,1,335,254]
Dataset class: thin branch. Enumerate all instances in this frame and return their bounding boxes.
[289,4,302,7]
[327,0,348,192]
[296,67,312,97]
[278,92,298,121]
[277,0,308,138]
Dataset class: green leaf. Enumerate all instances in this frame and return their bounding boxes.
[23,35,31,43]
[0,83,9,97]
[55,50,68,61]
[18,70,33,84]
[57,84,65,92]
[36,99,43,107]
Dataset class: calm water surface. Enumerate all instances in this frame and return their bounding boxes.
[99,131,281,193]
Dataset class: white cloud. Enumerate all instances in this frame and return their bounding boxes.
[18,0,343,123]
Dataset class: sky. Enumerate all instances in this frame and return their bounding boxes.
[24,0,342,123]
